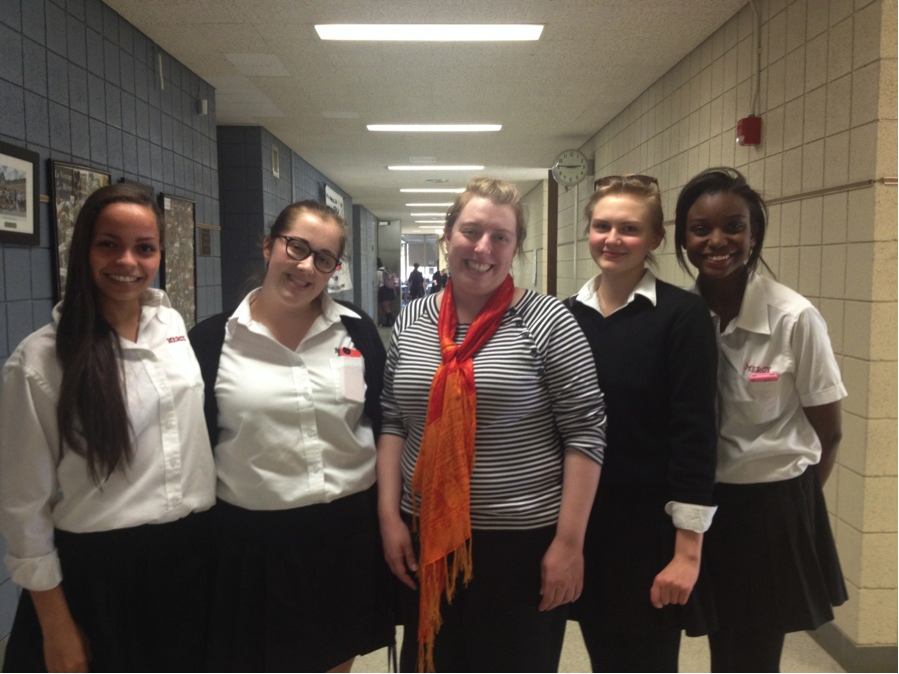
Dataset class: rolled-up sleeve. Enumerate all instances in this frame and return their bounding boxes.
[0,359,64,591]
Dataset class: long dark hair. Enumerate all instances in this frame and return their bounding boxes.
[56,183,163,483]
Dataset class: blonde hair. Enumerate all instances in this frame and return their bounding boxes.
[444,176,527,257]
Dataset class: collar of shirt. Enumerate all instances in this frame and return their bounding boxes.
[229,288,361,345]
[574,269,657,316]
[691,272,771,338]
[729,272,771,336]
[50,289,172,347]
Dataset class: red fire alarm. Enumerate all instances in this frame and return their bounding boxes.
[736,115,762,146]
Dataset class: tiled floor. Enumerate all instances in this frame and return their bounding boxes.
[353,623,846,672]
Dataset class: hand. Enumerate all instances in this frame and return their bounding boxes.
[42,620,91,672]
[539,537,584,611]
[650,553,700,609]
[380,515,418,590]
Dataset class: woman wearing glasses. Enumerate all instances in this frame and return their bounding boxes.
[566,175,718,672]
[189,201,392,672]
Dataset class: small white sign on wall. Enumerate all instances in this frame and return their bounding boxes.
[324,184,345,218]
[323,184,352,293]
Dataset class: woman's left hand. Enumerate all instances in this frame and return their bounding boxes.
[650,528,702,608]
[650,555,699,608]
[539,537,584,611]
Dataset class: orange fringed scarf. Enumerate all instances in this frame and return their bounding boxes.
[411,275,514,673]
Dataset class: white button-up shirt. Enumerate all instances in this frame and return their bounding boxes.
[213,291,376,510]
[704,273,847,484]
[0,290,216,591]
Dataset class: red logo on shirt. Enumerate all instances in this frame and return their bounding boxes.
[744,363,771,374]
[167,336,187,343]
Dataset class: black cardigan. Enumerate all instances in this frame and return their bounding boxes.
[564,279,718,506]
[188,300,386,447]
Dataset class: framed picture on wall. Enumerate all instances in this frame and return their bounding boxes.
[159,193,197,328]
[0,141,40,246]
[50,161,111,298]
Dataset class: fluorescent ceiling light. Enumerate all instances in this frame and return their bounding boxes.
[406,202,454,207]
[401,188,465,193]
[389,165,484,171]
[368,124,501,133]
[410,213,446,217]
[415,220,445,224]
[316,25,543,42]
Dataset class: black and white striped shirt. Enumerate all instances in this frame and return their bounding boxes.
[381,290,606,530]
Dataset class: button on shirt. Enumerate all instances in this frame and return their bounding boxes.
[213,290,377,510]
[0,290,216,591]
[702,273,847,484]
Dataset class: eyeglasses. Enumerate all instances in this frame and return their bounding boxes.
[275,236,340,274]
[594,174,659,191]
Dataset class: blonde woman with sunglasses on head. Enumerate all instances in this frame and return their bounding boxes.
[565,175,718,672]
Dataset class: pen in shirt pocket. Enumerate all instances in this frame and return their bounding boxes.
[336,346,363,358]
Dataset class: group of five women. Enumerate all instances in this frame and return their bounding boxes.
[0,167,846,672]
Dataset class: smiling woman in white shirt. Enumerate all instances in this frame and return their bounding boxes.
[0,184,216,672]
[188,201,392,673]
[674,167,848,673]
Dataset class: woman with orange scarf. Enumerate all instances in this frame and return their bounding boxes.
[377,177,607,672]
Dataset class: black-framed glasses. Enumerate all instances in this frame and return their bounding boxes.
[276,236,340,274]
[594,174,659,190]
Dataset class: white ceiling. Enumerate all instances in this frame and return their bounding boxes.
[103,0,747,233]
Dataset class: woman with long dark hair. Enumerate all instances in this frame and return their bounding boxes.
[0,183,216,671]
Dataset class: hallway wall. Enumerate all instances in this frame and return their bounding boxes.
[217,125,354,314]
[556,0,896,669]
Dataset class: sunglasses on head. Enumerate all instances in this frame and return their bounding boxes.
[594,174,659,190]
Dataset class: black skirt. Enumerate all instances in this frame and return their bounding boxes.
[705,467,848,633]
[571,482,716,637]
[395,522,568,673]
[205,487,394,672]
[3,510,214,673]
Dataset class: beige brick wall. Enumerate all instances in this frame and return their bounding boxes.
[549,0,896,650]
[514,181,548,291]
